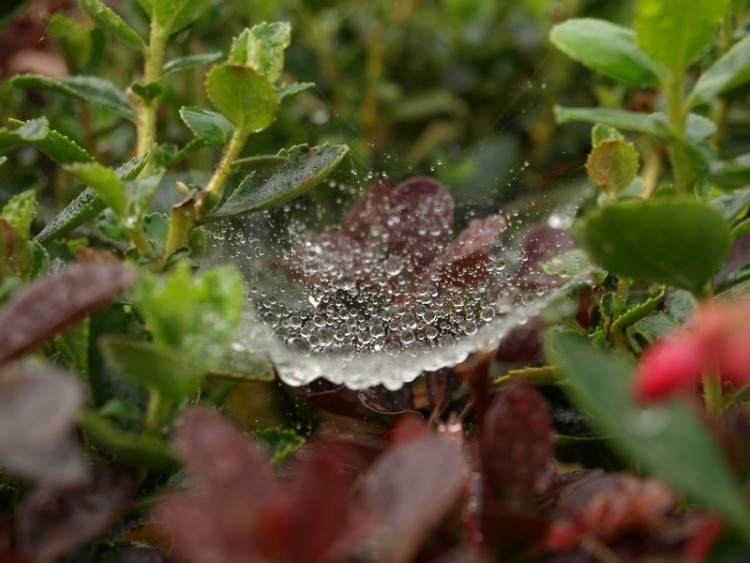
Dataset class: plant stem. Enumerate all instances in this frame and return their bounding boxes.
[201,127,249,202]
[163,196,197,261]
[703,370,723,417]
[144,388,167,435]
[136,22,167,157]
[665,73,692,194]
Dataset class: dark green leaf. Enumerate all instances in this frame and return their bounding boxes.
[0,118,48,152]
[550,18,662,86]
[79,0,146,50]
[36,190,103,243]
[3,118,96,165]
[709,154,750,189]
[179,106,234,147]
[253,427,304,464]
[710,188,750,221]
[277,82,315,103]
[11,74,136,122]
[611,287,666,330]
[78,410,175,470]
[228,23,291,81]
[208,144,349,221]
[162,51,223,76]
[635,0,730,74]
[1,190,37,239]
[130,81,162,101]
[115,153,151,181]
[64,162,126,218]
[149,0,210,36]
[546,333,750,541]
[690,34,750,106]
[100,336,203,398]
[573,198,731,295]
[205,64,279,133]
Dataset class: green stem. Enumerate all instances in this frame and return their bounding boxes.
[703,370,724,417]
[665,73,692,194]
[136,23,167,157]
[201,127,249,204]
[163,196,197,262]
[143,388,168,435]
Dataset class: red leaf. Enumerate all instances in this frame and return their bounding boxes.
[357,384,417,415]
[342,181,392,243]
[18,464,136,563]
[0,263,137,365]
[359,433,468,563]
[0,365,86,484]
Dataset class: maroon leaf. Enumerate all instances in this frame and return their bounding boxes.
[0,263,137,365]
[515,225,575,291]
[386,177,454,268]
[18,464,136,563]
[357,384,417,415]
[480,380,554,556]
[359,433,468,563]
[0,365,86,484]
[300,379,373,418]
[495,319,544,364]
[342,181,392,243]
[426,368,463,411]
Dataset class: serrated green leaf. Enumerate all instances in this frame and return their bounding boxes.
[591,124,625,146]
[78,410,175,470]
[207,144,349,221]
[635,0,730,74]
[586,139,640,194]
[690,34,750,107]
[132,263,245,373]
[115,152,151,180]
[162,51,223,76]
[550,18,662,86]
[277,82,315,103]
[79,0,146,50]
[205,64,279,133]
[65,162,126,218]
[149,0,210,36]
[228,23,291,81]
[573,198,731,295]
[0,118,48,152]
[710,188,750,221]
[100,336,203,398]
[179,106,234,147]
[4,118,96,165]
[611,287,666,330]
[11,74,136,122]
[254,427,304,464]
[546,333,750,541]
[36,189,104,243]
[209,348,275,382]
[1,190,37,239]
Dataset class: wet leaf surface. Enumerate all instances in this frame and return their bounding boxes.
[357,384,417,415]
[18,464,136,563]
[0,365,86,484]
[0,263,137,365]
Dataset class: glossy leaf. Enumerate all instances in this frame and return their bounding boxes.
[179,105,234,147]
[573,198,731,295]
[0,263,137,365]
[208,144,349,221]
[78,411,175,470]
[546,333,750,541]
[162,51,223,76]
[550,18,661,86]
[0,365,86,484]
[132,263,245,373]
[79,0,145,50]
[360,434,468,563]
[205,64,279,133]
[543,249,591,278]
[635,0,729,74]
[254,427,305,464]
[100,336,203,398]
[690,34,750,106]
[18,464,136,563]
[228,23,291,81]
[11,74,136,122]
[65,162,126,218]
[149,0,210,36]
[586,139,639,195]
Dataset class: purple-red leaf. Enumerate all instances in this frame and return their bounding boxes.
[0,365,86,484]
[357,384,416,415]
[18,464,136,563]
[0,263,137,365]
[342,181,392,243]
[359,433,468,563]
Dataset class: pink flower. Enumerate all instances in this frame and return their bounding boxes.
[634,299,750,402]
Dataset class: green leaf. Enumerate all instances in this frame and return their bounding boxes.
[586,139,639,195]
[254,427,304,464]
[546,333,750,541]
[162,51,223,76]
[635,0,730,74]
[277,82,315,103]
[591,124,625,146]
[0,118,48,152]
[132,263,245,373]
[555,107,716,140]
[611,286,666,330]
[79,0,146,50]
[710,188,750,221]
[1,190,37,239]
[100,336,203,398]
[130,81,162,101]
[11,74,136,122]
[205,64,279,133]
[4,118,96,165]
[149,0,210,36]
[574,198,731,295]
[208,144,349,222]
[543,248,592,278]
[209,348,275,382]
[78,410,175,470]
[228,23,291,81]
[65,162,126,218]
[550,18,662,86]
[689,35,750,107]
[179,106,234,147]
[126,168,164,220]
[708,153,750,189]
